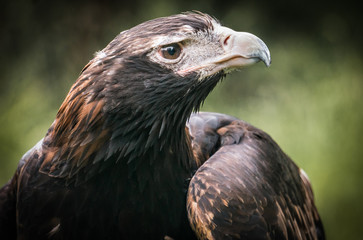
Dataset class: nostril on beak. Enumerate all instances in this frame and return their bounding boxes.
[223,35,231,46]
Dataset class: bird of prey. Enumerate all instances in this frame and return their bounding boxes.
[0,12,324,240]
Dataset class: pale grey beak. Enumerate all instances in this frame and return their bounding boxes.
[215,26,271,69]
[176,26,271,77]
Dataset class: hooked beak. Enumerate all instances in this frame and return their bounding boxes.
[214,26,271,71]
[177,26,271,77]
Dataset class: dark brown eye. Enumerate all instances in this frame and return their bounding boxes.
[159,43,182,60]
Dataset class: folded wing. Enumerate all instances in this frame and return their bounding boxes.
[187,112,325,240]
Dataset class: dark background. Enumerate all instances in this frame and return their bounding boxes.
[1,0,362,239]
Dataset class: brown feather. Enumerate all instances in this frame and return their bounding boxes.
[187,112,324,240]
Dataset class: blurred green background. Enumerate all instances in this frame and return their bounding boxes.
[1,0,362,239]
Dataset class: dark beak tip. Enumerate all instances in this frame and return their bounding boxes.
[261,50,271,67]
[265,58,271,67]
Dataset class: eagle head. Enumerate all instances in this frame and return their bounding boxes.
[78,12,270,121]
[43,12,270,181]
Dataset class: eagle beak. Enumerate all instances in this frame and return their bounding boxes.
[176,26,271,77]
[215,26,271,69]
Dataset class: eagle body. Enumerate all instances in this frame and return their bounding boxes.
[0,12,324,239]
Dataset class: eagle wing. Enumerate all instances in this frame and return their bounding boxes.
[186,112,324,240]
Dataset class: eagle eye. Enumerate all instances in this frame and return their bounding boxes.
[159,43,182,60]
